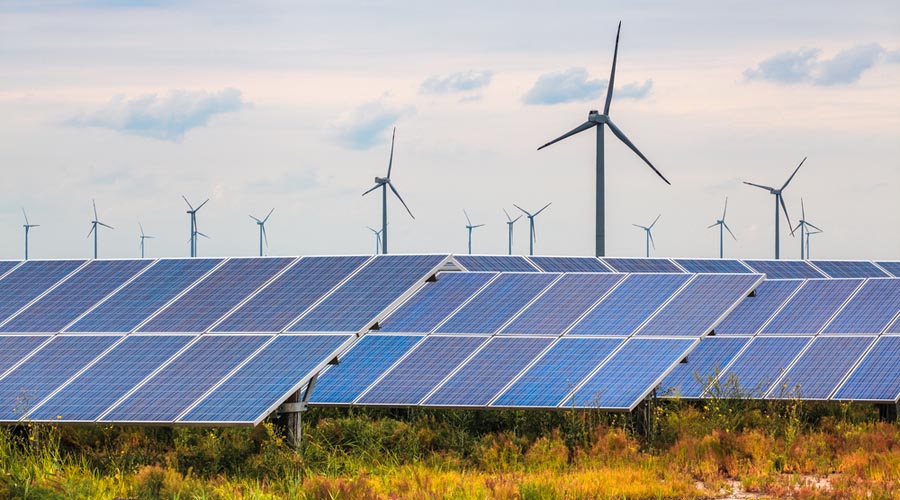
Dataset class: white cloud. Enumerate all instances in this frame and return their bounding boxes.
[745,44,890,86]
[420,70,493,94]
[333,97,415,150]
[522,68,653,105]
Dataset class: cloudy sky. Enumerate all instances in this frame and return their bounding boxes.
[1,0,898,261]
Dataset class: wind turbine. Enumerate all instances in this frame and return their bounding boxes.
[87,199,113,259]
[537,21,670,257]
[362,127,414,254]
[139,223,154,259]
[366,226,383,254]
[632,214,660,258]
[805,228,823,260]
[183,196,209,258]
[743,157,806,259]
[503,208,523,255]
[21,208,39,260]
[249,208,275,257]
[514,202,551,256]
[707,198,736,258]
[464,210,485,255]
[792,198,822,260]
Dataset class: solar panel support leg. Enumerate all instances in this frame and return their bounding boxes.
[630,391,658,441]
[876,402,898,422]
[279,375,318,447]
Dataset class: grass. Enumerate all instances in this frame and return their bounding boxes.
[0,399,897,499]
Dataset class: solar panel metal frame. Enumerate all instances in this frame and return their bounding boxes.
[758,278,864,335]
[712,279,805,335]
[451,254,540,272]
[874,261,900,277]
[703,335,814,399]
[830,335,900,403]
[600,257,685,274]
[0,259,90,330]
[0,261,24,281]
[818,278,900,335]
[0,335,54,381]
[808,260,890,279]
[525,256,613,273]
[673,258,755,274]
[658,335,753,400]
[740,259,826,279]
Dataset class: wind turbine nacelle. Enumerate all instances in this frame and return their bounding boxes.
[588,110,608,123]
[374,177,388,184]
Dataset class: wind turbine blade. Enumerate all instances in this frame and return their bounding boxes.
[87,225,95,237]
[197,231,210,239]
[792,222,802,234]
[805,221,823,232]
[92,199,98,219]
[362,183,381,196]
[649,231,656,250]
[464,210,472,226]
[781,157,807,191]
[780,196,794,236]
[603,21,621,115]
[707,222,718,229]
[534,202,552,216]
[388,182,415,219]
[513,204,531,216]
[722,197,728,220]
[513,215,523,223]
[536,121,595,150]
[503,208,512,222]
[606,119,671,184]
[182,195,194,210]
[249,215,262,223]
[724,222,737,240]
[145,235,155,239]
[263,208,275,223]
[649,214,661,229]
[474,224,485,228]
[386,127,396,178]
[196,198,210,211]
[743,181,776,192]
[262,226,269,247]
[801,197,806,220]
[139,222,145,236]
[632,224,645,229]
[98,222,114,230]
[21,208,29,225]
[367,226,378,234]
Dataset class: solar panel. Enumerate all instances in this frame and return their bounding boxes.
[810,260,889,279]
[714,336,811,397]
[601,258,683,273]
[567,274,691,336]
[309,334,424,405]
[0,261,20,279]
[27,335,195,422]
[660,336,750,398]
[101,335,271,422]
[674,259,754,274]
[378,273,496,333]
[0,260,85,324]
[453,255,538,272]
[67,259,222,333]
[0,335,51,377]
[356,336,486,405]
[0,335,121,421]
[569,338,696,409]
[822,279,900,334]
[636,274,762,337]
[435,273,559,334]
[0,260,151,333]
[138,258,295,333]
[714,280,803,335]
[423,337,554,406]
[212,256,369,333]
[888,315,900,334]
[290,255,448,333]
[527,256,612,273]
[180,334,352,423]
[769,336,874,400]
[742,260,825,279]
[492,337,624,407]
[875,261,900,277]
[501,273,625,335]
[762,279,863,334]
[833,336,900,401]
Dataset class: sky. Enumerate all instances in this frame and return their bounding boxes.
[1,0,898,261]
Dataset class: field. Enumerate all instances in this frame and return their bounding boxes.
[1,396,898,500]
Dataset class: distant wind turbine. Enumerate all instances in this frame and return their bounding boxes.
[362,127,414,254]
[249,208,275,257]
[707,198,736,258]
[21,208,39,260]
[514,202,551,256]
[367,226,383,255]
[805,228,823,260]
[183,196,209,258]
[632,214,660,258]
[744,157,806,259]
[792,198,822,260]
[537,21,670,257]
[464,210,485,255]
[139,223,154,259]
[503,208,523,255]
[87,199,113,259]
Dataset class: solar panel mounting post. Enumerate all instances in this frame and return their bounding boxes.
[279,373,318,447]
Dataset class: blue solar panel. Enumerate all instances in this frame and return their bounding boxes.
[501,273,625,335]
[423,337,554,406]
[454,255,538,272]
[636,274,762,337]
[138,258,295,333]
[888,315,900,334]
[28,335,194,422]
[823,279,900,334]
[876,261,900,277]
[309,335,424,404]
[0,335,120,421]
[570,338,696,409]
[101,335,271,422]
[810,260,889,278]
[714,280,803,335]
[771,336,874,400]
[601,258,683,273]
[716,336,811,397]
[674,259,754,274]
[527,256,612,273]
[0,260,151,333]
[660,336,750,398]
[492,338,624,407]
[356,336,486,405]
[213,256,370,333]
[567,274,691,336]
[378,272,496,333]
[436,273,559,334]
[67,259,222,333]
[742,260,825,279]
[0,260,85,324]
[290,255,448,333]
[0,262,20,279]
[762,279,863,334]
[0,335,50,377]
[181,334,352,423]
[833,336,900,401]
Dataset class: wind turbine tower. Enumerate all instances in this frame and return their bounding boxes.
[363,128,414,254]
[464,210,485,255]
[139,223,154,259]
[514,202,552,256]
[503,208,522,255]
[183,196,209,258]
[21,208,39,260]
[744,157,806,259]
[88,199,113,259]
[708,198,736,258]
[367,226,383,254]
[792,198,822,260]
[249,208,275,257]
[632,214,660,258]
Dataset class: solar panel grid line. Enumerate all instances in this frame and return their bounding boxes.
[452,255,541,272]
[600,257,684,273]
[488,273,567,336]
[0,260,91,329]
[764,335,876,401]
[697,332,759,398]
[424,273,505,334]
[0,261,24,281]
[0,335,55,382]
[760,334,820,400]
[705,336,814,399]
[828,336,896,402]
[349,334,434,404]
[619,274,699,337]
[875,261,900,278]
[658,336,753,400]
[413,336,506,407]
[765,278,867,335]
[754,279,810,335]
[815,278,875,334]
[668,259,689,272]
[551,334,635,407]
[712,279,805,336]
[484,337,573,407]
[685,274,766,338]
[524,256,614,273]
[556,273,631,335]
[613,338,699,411]
[869,262,893,276]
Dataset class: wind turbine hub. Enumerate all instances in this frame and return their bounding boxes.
[588,111,608,124]
[374,177,388,184]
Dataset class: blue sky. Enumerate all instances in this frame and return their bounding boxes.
[0,0,898,260]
